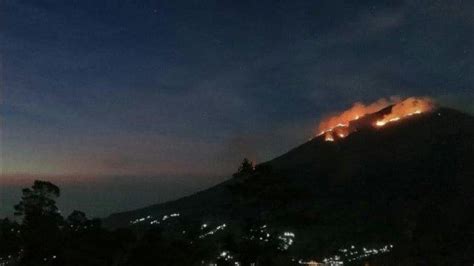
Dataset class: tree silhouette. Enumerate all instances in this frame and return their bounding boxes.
[232,158,255,178]
[66,210,88,227]
[14,180,63,264]
[14,180,61,222]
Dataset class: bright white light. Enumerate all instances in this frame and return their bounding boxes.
[375,120,386,127]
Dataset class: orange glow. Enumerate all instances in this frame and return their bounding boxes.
[374,97,434,127]
[325,133,334,142]
[317,98,395,137]
[316,96,435,142]
[317,98,395,141]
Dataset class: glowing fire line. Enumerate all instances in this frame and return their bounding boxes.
[316,97,434,142]
[375,110,420,127]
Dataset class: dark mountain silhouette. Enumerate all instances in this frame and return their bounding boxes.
[104,106,474,264]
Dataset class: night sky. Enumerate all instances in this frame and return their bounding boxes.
[1,0,473,217]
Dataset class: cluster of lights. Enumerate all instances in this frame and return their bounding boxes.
[277,231,295,251]
[128,215,393,266]
[298,259,327,266]
[130,212,180,225]
[248,224,271,242]
[247,226,296,251]
[0,249,23,266]
[203,225,299,265]
[204,250,241,266]
[322,255,343,265]
[130,215,152,224]
[68,223,96,232]
[218,250,234,261]
[199,223,227,239]
[42,255,57,262]
[342,244,394,262]
[0,255,13,266]
[9,228,20,234]
[298,243,394,266]
[319,244,394,265]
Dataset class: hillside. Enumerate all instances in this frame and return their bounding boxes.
[104,106,474,264]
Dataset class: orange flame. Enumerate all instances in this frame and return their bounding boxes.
[317,98,395,140]
[324,133,334,142]
[374,97,434,127]
[316,96,434,142]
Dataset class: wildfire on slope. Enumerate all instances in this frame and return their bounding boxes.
[317,98,395,141]
[374,97,434,127]
[316,97,434,142]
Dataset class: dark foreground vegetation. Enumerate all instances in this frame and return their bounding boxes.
[1,166,472,266]
[1,179,313,266]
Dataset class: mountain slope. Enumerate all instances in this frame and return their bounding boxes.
[103,106,474,263]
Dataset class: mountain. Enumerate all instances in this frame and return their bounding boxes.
[103,106,474,264]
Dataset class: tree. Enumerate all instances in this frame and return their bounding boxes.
[66,210,88,227]
[14,180,63,264]
[14,180,62,222]
[232,158,255,178]
[65,210,103,233]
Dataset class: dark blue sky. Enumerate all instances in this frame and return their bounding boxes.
[1,0,473,216]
